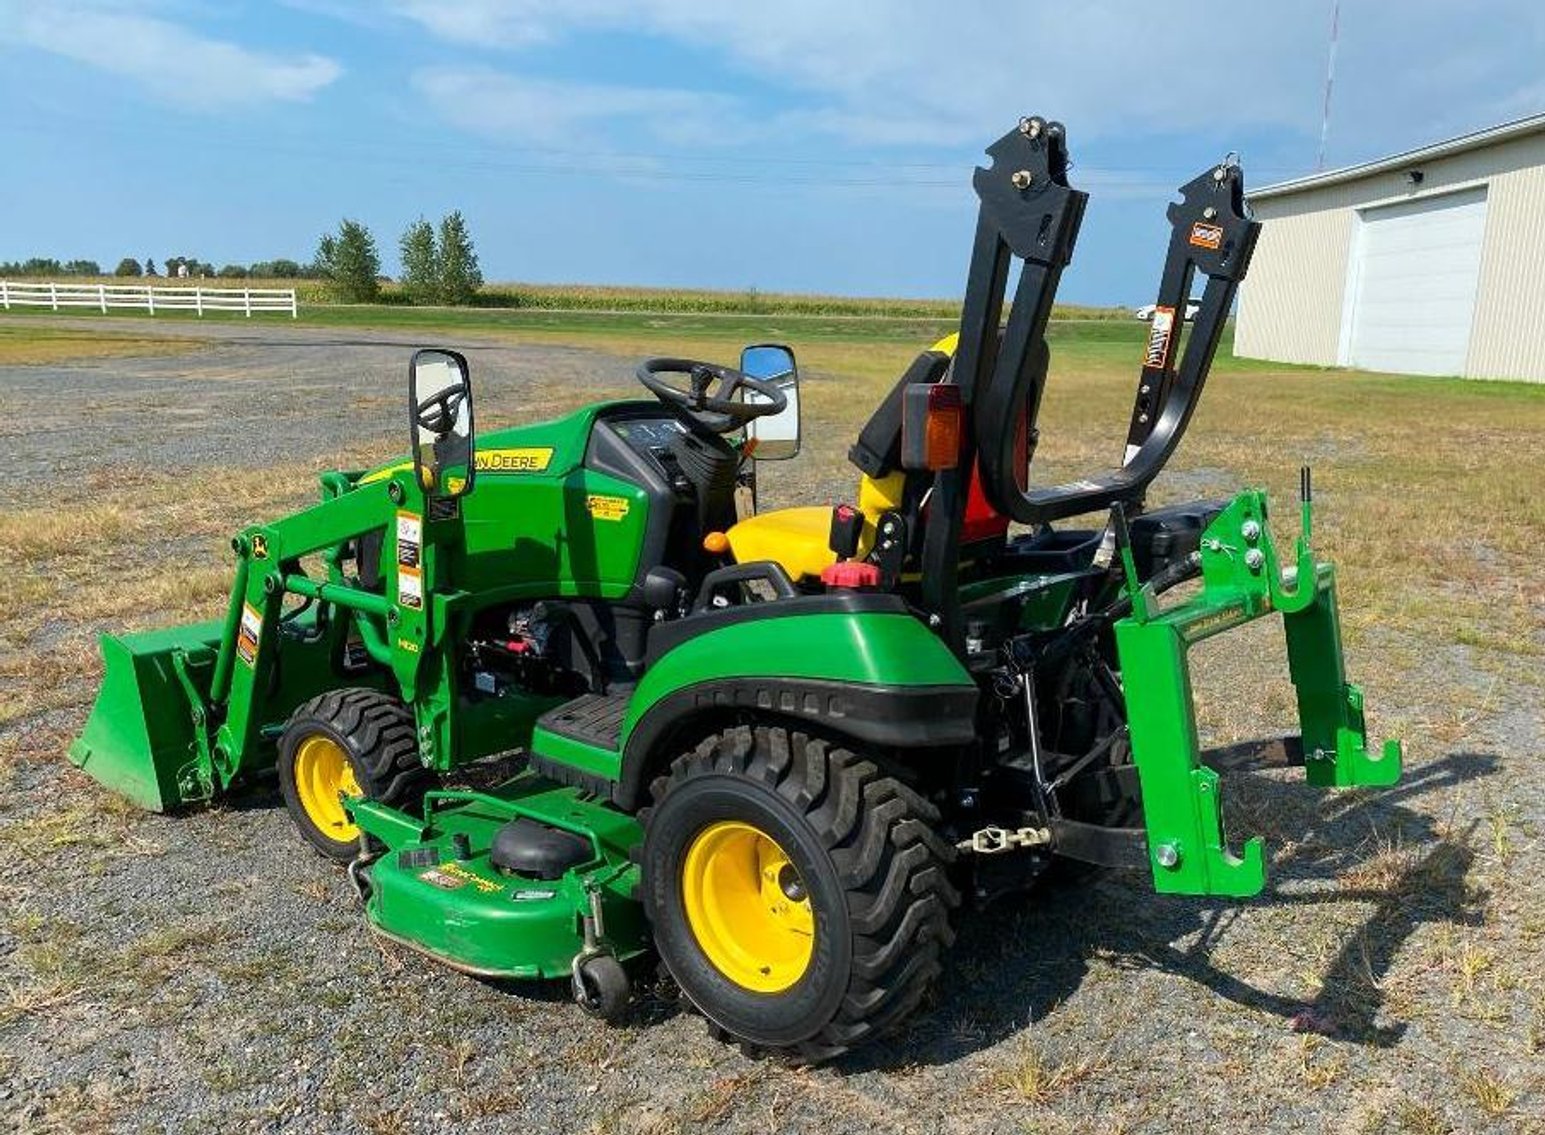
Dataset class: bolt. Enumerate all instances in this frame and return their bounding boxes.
[1155,843,1181,869]
[1140,384,1150,394]
[1203,206,1218,220]
[1241,519,1261,542]
[1139,413,1149,423]
[1244,548,1265,571]
[1018,116,1042,138]
[1011,170,1033,189]
[777,864,807,902]
[1213,166,1227,182]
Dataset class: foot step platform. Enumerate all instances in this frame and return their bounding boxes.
[537,693,630,752]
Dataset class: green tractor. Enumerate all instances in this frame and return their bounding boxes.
[70,117,1400,1060]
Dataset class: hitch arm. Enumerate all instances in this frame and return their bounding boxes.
[1114,490,1402,898]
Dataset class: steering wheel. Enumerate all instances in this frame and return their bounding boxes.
[636,358,787,435]
[415,386,468,435]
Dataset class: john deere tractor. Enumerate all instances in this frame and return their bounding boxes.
[70,116,1400,1060]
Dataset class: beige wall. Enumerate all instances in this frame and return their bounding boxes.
[1469,161,1545,380]
[1235,130,1545,381]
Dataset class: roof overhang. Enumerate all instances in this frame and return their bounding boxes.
[1252,111,1545,200]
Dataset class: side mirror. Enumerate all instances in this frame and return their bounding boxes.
[739,343,800,461]
[409,348,475,497]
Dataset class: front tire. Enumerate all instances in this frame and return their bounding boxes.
[640,725,958,1062]
[277,689,429,862]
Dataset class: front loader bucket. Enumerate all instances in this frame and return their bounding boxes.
[68,620,223,812]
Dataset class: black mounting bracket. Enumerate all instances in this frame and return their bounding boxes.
[920,115,1088,647]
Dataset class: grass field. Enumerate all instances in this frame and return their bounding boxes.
[0,275,1133,321]
[0,310,1542,1132]
[0,323,200,365]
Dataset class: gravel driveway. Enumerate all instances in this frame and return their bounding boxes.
[0,319,1540,1134]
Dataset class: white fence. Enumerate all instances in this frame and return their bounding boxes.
[0,280,297,318]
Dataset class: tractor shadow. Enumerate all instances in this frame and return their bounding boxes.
[843,748,1496,1073]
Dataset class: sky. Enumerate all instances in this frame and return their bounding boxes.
[1,1,1542,304]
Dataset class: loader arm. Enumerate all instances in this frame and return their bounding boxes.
[71,466,443,810]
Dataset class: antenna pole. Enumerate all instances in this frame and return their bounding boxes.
[1317,0,1340,171]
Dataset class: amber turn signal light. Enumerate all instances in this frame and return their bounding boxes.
[900,382,963,471]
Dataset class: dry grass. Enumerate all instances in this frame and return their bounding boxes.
[0,323,201,365]
[994,1042,1108,1105]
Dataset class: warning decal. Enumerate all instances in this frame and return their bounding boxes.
[586,494,631,522]
[398,564,423,610]
[396,510,422,569]
[1143,307,1176,370]
[1189,222,1224,250]
[236,602,262,667]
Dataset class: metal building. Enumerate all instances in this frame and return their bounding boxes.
[1235,113,1545,382]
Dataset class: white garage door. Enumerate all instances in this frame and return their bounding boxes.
[1342,187,1488,376]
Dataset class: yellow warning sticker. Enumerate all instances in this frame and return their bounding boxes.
[476,447,554,473]
[586,494,631,521]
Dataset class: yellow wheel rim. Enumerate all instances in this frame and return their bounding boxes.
[293,734,362,843]
[681,821,814,993]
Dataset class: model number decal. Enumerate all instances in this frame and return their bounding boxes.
[476,447,554,473]
[1143,307,1176,370]
[1189,222,1223,250]
[421,862,501,894]
[586,494,631,521]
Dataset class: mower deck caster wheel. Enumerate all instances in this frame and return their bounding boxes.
[573,954,630,1022]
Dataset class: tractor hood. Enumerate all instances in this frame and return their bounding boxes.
[355,400,646,488]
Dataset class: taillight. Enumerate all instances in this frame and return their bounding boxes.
[902,382,963,471]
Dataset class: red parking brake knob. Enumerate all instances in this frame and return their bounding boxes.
[821,561,881,590]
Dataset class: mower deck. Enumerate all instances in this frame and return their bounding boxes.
[349,775,644,984]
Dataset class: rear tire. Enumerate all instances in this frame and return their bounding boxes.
[640,725,958,1062]
[277,689,429,862]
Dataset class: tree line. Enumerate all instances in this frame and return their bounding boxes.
[314,213,482,305]
[0,255,321,280]
[1,211,483,306]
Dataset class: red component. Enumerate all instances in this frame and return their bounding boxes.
[962,463,1011,544]
[834,504,858,521]
[821,561,881,590]
[504,639,529,654]
[960,399,1026,544]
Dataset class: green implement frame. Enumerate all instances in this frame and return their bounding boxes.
[1113,487,1402,897]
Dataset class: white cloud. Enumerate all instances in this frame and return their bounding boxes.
[0,1,341,107]
[384,0,1545,164]
[412,67,741,148]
